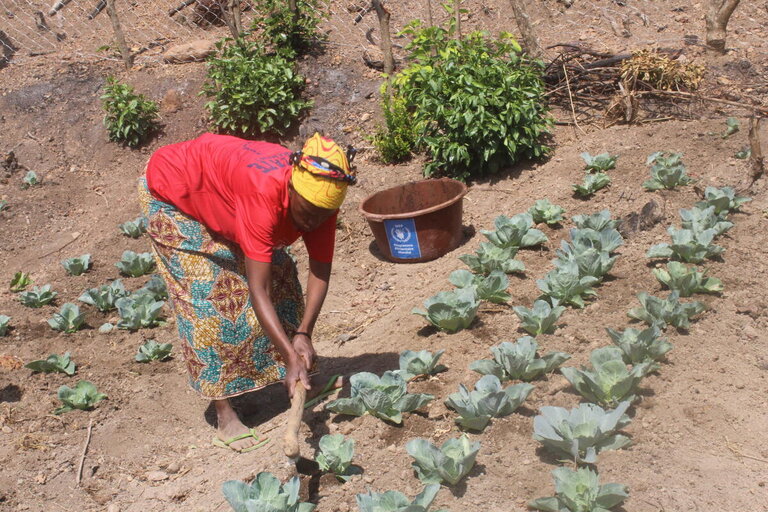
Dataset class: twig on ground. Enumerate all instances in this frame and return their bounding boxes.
[563,64,586,136]
[725,436,768,464]
[76,419,94,486]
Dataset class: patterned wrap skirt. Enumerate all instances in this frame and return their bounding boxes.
[138,177,304,399]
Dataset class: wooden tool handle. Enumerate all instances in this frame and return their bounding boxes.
[283,381,306,459]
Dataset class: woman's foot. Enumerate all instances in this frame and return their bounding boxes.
[213,399,263,452]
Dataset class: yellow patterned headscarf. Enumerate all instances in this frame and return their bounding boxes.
[290,133,356,210]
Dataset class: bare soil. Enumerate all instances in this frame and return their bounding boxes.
[1,1,768,511]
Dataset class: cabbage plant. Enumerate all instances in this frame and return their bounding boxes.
[573,172,610,198]
[25,352,76,376]
[136,275,168,301]
[606,326,673,366]
[79,280,130,312]
[652,261,723,297]
[572,210,618,231]
[680,205,732,236]
[646,227,724,263]
[458,242,525,275]
[445,375,533,431]
[513,299,566,335]
[406,435,480,485]
[118,216,148,238]
[695,186,751,216]
[48,303,86,333]
[326,371,434,424]
[412,287,479,334]
[394,349,447,381]
[627,291,705,330]
[55,380,107,414]
[19,284,57,308]
[533,401,632,464]
[480,213,547,250]
[470,337,570,382]
[135,340,173,362]
[222,472,315,512]
[61,254,91,276]
[116,295,165,331]
[560,347,652,407]
[316,434,360,482]
[570,227,623,254]
[449,269,510,304]
[115,250,156,278]
[0,315,9,336]
[529,199,566,225]
[529,466,628,512]
[580,152,618,172]
[554,245,616,283]
[643,151,694,190]
[356,484,446,512]
[537,264,599,309]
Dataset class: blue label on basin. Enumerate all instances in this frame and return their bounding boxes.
[384,218,421,259]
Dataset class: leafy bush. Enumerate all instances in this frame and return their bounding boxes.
[458,242,525,275]
[118,216,148,238]
[573,172,611,198]
[79,280,130,312]
[580,152,618,172]
[560,347,652,407]
[445,375,533,431]
[115,250,156,277]
[21,171,40,189]
[537,264,599,309]
[222,472,315,512]
[529,466,628,512]
[529,199,565,225]
[0,315,9,336]
[646,227,724,263]
[25,352,76,376]
[533,401,632,464]
[680,205,732,236]
[116,295,165,331]
[643,151,694,190]
[572,210,618,231]
[101,77,159,147]
[202,38,311,137]
[55,381,107,414]
[316,434,360,482]
[250,0,326,58]
[372,90,417,164]
[19,284,57,308]
[10,271,31,292]
[627,291,705,330]
[391,13,550,180]
[606,326,673,366]
[481,213,547,250]
[412,287,479,333]
[695,186,751,216]
[470,337,570,381]
[356,484,445,512]
[449,269,510,304]
[394,349,447,381]
[48,303,85,333]
[512,299,565,336]
[406,435,480,486]
[326,371,434,424]
[61,254,91,276]
[652,261,723,297]
[135,340,173,362]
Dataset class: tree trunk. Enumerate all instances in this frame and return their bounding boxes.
[372,0,395,75]
[705,0,740,53]
[425,0,433,28]
[748,117,765,182]
[454,0,461,39]
[508,0,543,59]
[105,0,132,68]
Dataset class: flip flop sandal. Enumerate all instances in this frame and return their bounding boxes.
[212,427,270,453]
[304,373,343,409]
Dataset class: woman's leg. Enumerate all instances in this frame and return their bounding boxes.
[213,399,262,452]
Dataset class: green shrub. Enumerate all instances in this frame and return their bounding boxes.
[101,77,159,147]
[251,0,327,58]
[202,38,312,137]
[372,89,417,163]
[391,12,550,180]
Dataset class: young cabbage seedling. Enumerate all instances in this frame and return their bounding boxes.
[646,227,724,263]
[721,117,739,138]
[61,254,92,276]
[19,284,58,308]
[569,227,624,254]
[529,199,566,225]
[573,172,611,198]
[315,434,361,482]
[480,213,547,250]
[652,261,723,297]
[79,280,130,312]
[580,152,618,172]
[458,242,526,275]
[21,171,40,189]
[445,375,533,431]
[553,245,616,283]
[116,295,165,331]
[135,340,173,362]
[643,151,694,190]
[572,210,618,231]
[356,484,446,512]
[412,287,480,334]
[55,380,107,414]
[406,435,480,486]
[529,466,628,512]
[627,291,705,331]
[679,205,732,236]
[25,352,76,376]
[222,472,316,512]
[537,264,599,309]
[605,326,673,366]
[9,271,32,292]
[0,315,9,336]
[48,303,86,333]
[513,300,566,336]
[118,216,149,238]
[393,349,447,381]
[449,269,511,304]
[695,186,751,216]
[470,337,570,382]
[115,250,156,278]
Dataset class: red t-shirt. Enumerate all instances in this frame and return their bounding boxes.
[145,133,336,263]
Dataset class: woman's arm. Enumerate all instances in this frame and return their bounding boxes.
[291,258,332,368]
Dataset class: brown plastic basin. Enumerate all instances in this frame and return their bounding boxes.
[359,178,468,263]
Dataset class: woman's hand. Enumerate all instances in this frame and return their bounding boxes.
[284,352,311,398]
[292,333,316,370]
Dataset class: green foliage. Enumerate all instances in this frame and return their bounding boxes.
[25,352,76,376]
[132,275,168,301]
[580,152,618,172]
[553,246,616,283]
[115,250,156,277]
[529,199,565,225]
[605,326,673,366]
[695,186,751,216]
[529,467,628,512]
[412,287,479,333]
[10,271,31,292]
[680,205,732,236]
[316,434,360,482]
[55,380,107,414]
[449,269,511,304]
[445,375,533,431]
[372,90,417,163]
[470,337,570,382]
[722,117,739,138]
[135,340,173,362]
[202,38,311,137]
[459,242,525,275]
[222,472,315,512]
[533,401,632,464]
[394,349,447,381]
[118,216,148,238]
[250,0,327,58]
[537,264,599,309]
[79,280,130,312]
[356,484,446,512]
[569,227,623,254]
[573,172,611,198]
[116,295,165,331]
[571,210,618,231]
[0,315,9,336]
[407,435,480,486]
[61,254,91,276]
[0,200,7,212]
[734,147,751,159]
[481,213,547,250]
[652,261,723,297]
[101,77,159,147]
[627,291,705,331]
[48,303,85,333]
[325,371,434,424]
[646,227,724,263]
[512,300,565,336]
[19,284,57,308]
[642,151,694,190]
[391,11,550,180]
[21,171,40,189]
[560,347,652,408]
